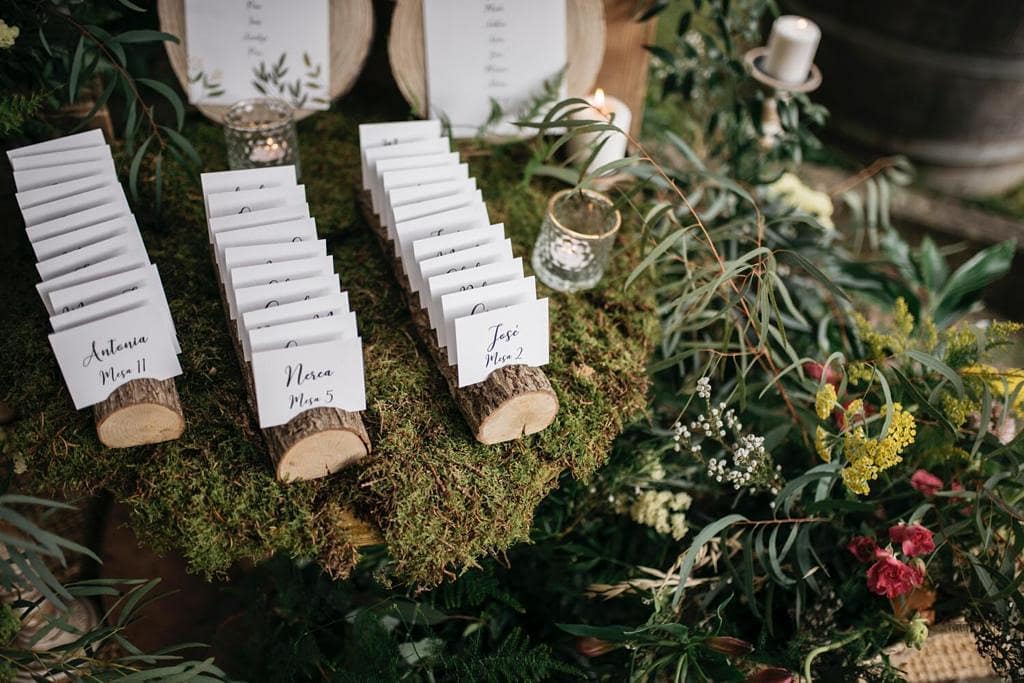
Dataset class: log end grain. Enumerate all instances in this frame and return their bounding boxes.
[275,427,369,482]
[94,379,185,448]
[476,390,559,444]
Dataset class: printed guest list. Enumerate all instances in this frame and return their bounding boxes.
[184,0,331,109]
[422,0,567,137]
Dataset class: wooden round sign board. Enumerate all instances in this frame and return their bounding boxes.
[157,0,374,123]
[388,0,606,118]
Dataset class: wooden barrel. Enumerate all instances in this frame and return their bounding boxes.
[786,0,1024,197]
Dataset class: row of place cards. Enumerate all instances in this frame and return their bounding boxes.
[199,166,366,428]
[358,120,549,386]
[7,130,182,409]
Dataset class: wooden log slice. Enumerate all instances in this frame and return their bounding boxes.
[388,0,606,121]
[359,191,559,444]
[94,378,185,448]
[210,247,371,482]
[158,0,374,123]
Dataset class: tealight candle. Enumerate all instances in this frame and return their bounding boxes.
[223,97,301,175]
[762,15,820,85]
[568,88,632,177]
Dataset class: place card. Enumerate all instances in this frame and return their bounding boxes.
[183,0,330,109]
[408,223,505,294]
[371,152,461,213]
[13,158,117,192]
[200,166,298,200]
[21,183,126,228]
[240,292,350,360]
[418,239,514,315]
[25,200,131,244]
[9,145,114,172]
[358,120,443,187]
[422,0,567,137]
[31,215,136,262]
[222,239,327,292]
[213,217,318,270]
[207,202,310,243]
[364,138,452,207]
[6,129,104,159]
[49,287,178,355]
[250,337,365,428]
[453,299,550,387]
[16,173,120,212]
[247,312,357,355]
[206,185,307,218]
[381,163,469,217]
[36,230,147,282]
[227,255,334,318]
[439,276,537,362]
[393,196,488,262]
[424,257,524,331]
[49,304,181,409]
[384,178,477,237]
[37,253,150,315]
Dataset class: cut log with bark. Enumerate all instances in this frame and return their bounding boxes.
[93,378,185,448]
[209,248,371,482]
[359,192,559,444]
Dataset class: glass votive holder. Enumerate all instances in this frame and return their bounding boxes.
[531,188,621,292]
[222,97,301,176]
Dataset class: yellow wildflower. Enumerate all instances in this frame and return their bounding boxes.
[840,402,917,496]
[846,362,874,386]
[765,172,835,230]
[940,393,976,427]
[943,326,977,368]
[854,298,914,359]
[0,20,18,49]
[815,383,837,420]
[815,426,832,462]
[962,365,1024,416]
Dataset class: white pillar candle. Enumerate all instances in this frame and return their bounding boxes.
[762,15,820,84]
[568,89,632,176]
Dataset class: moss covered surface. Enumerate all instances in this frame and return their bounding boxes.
[0,111,656,587]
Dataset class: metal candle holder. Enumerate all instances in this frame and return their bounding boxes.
[743,46,822,149]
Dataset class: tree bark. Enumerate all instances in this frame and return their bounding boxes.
[359,191,559,444]
[93,378,185,448]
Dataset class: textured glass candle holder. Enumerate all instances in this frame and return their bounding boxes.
[531,188,621,292]
[223,97,301,175]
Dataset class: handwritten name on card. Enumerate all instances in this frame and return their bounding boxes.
[454,299,549,387]
[48,304,182,409]
[251,337,366,428]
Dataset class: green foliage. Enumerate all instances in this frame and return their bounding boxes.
[0,92,47,136]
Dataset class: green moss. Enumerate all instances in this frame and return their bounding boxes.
[0,111,656,587]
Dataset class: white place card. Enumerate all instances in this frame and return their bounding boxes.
[213,217,318,269]
[422,0,567,137]
[13,158,117,192]
[240,292,350,361]
[206,185,307,219]
[207,202,310,243]
[16,173,120,212]
[31,215,135,262]
[440,276,537,362]
[233,273,341,329]
[46,266,179,353]
[418,239,514,311]
[251,337,366,428]
[9,145,113,172]
[359,121,443,187]
[394,197,488,266]
[21,183,125,228]
[371,152,461,213]
[454,298,550,387]
[247,311,357,355]
[228,255,334,318]
[49,304,181,410]
[183,0,330,110]
[25,199,131,244]
[36,254,149,313]
[409,223,505,294]
[364,138,451,201]
[200,166,298,215]
[425,257,524,331]
[223,239,327,292]
[36,230,147,282]
[381,163,469,217]
[6,129,104,160]
[50,288,152,332]
[385,178,477,237]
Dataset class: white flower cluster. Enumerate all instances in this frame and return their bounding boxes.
[629,489,692,540]
[671,377,783,495]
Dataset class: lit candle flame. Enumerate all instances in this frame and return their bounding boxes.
[796,17,808,29]
[593,88,611,117]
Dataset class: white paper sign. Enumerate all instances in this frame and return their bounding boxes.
[440,276,537,362]
[251,337,366,428]
[36,254,149,312]
[425,257,524,331]
[13,158,117,192]
[385,178,477,237]
[228,255,334,318]
[206,185,306,218]
[7,129,104,160]
[36,230,147,282]
[25,200,131,244]
[454,298,550,387]
[207,202,310,243]
[10,145,113,172]
[16,172,120,212]
[422,0,567,137]
[371,152,461,213]
[409,223,504,294]
[240,292,349,360]
[213,217,318,270]
[247,311,357,355]
[183,0,330,110]
[393,197,488,262]
[222,239,327,292]
[49,304,182,409]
